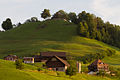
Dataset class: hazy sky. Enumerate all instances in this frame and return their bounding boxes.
[0,0,120,30]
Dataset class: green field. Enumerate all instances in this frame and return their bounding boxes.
[0,19,120,80]
[0,59,118,80]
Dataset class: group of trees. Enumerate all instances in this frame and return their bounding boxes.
[76,11,120,49]
[78,49,116,64]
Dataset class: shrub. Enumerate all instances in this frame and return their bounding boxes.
[97,70,106,76]
[37,68,43,71]
[66,66,77,76]
[15,59,24,70]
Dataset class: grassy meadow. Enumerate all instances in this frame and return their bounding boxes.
[0,59,119,80]
[0,19,120,79]
[0,20,120,66]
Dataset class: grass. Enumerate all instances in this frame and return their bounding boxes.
[0,19,120,79]
[0,59,118,80]
[0,20,120,66]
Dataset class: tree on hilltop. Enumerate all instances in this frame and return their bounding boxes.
[52,10,69,20]
[2,18,13,31]
[41,9,51,19]
[68,12,77,24]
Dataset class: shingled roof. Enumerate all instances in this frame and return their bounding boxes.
[46,55,70,67]
[88,59,108,66]
[4,54,18,59]
[55,56,70,66]
[40,52,66,57]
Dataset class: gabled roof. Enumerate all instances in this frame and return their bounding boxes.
[91,59,102,65]
[88,59,108,66]
[46,56,70,67]
[40,52,66,57]
[4,55,18,58]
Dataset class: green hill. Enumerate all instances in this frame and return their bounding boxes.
[0,19,120,80]
[0,19,120,68]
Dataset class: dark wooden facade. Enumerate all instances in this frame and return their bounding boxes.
[88,59,109,72]
[34,52,66,62]
[46,56,70,71]
[4,55,18,62]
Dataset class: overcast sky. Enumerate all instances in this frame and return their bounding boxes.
[0,0,120,30]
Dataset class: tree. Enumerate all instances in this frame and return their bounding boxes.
[68,12,77,24]
[77,22,87,37]
[2,18,13,31]
[83,22,89,37]
[15,59,24,70]
[41,9,51,19]
[78,11,87,22]
[66,66,77,76]
[96,31,102,41]
[52,10,69,20]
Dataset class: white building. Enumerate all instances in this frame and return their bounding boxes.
[23,57,34,63]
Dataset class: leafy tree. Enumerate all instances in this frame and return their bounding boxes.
[77,22,87,37]
[96,31,102,41]
[66,66,77,76]
[2,18,13,31]
[83,22,89,37]
[78,11,87,22]
[41,9,51,19]
[68,12,77,24]
[52,10,69,20]
[15,59,24,70]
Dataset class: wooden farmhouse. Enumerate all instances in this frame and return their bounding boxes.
[46,56,70,72]
[88,59,109,72]
[34,52,66,62]
[23,57,34,63]
[4,55,18,62]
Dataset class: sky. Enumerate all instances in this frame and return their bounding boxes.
[0,0,120,30]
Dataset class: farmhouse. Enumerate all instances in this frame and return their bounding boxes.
[34,52,66,62]
[88,59,109,72]
[23,57,34,63]
[46,55,70,72]
[4,55,18,62]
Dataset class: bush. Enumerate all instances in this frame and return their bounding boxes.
[66,66,77,76]
[97,70,106,76]
[15,59,24,70]
[37,68,43,71]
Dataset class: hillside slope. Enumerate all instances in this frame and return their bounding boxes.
[0,20,120,67]
[0,59,118,80]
